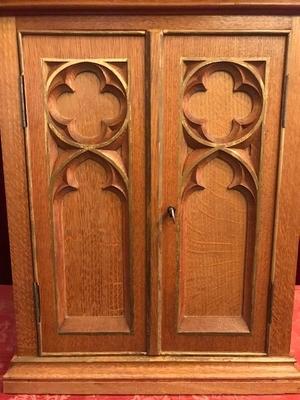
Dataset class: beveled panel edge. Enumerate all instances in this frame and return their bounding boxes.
[18,29,146,36]
[11,354,299,363]
[164,29,291,35]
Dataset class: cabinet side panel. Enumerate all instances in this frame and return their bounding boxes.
[0,18,37,355]
[269,19,300,355]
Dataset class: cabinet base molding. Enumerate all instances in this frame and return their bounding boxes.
[4,356,300,394]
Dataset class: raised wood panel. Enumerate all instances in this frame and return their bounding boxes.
[162,33,287,353]
[46,59,130,333]
[180,158,249,332]
[178,59,263,334]
[20,33,146,354]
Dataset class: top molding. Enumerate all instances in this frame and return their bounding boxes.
[1,0,300,14]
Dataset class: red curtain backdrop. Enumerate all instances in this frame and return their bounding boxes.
[297,241,300,285]
[0,138,12,285]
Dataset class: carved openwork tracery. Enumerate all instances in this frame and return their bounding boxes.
[179,59,267,332]
[45,59,129,200]
[182,59,266,201]
[44,59,130,329]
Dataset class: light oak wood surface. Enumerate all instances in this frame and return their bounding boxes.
[0,8,300,396]
[1,0,300,12]
[20,32,146,353]
[0,18,37,356]
[268,16,300,356]
[4,358,300,394]
[161,32,286,353]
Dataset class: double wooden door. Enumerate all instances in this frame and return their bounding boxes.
[20,30,287,355]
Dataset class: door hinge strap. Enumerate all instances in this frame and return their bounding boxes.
[19,74,27,128]
[33,282,41,324]
[267,281,274,324]
[281,74,289,129]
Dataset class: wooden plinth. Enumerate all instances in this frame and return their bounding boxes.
[3,355,300,395]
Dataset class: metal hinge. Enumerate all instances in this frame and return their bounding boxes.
[281,74,289,129]
[267,281,274,324]
[19,74,27,128]
[33,282,41,324]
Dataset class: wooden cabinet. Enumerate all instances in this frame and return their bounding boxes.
[0,1,300,395]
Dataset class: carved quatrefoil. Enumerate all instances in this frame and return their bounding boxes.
[45,60,129,201]
[182,60,265,147]
[47,61,128,146]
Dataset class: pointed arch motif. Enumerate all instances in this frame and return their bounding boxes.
[44,58,131,333]
[178,58,266,333]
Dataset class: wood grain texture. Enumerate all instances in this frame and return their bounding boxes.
[16,15,292,31]
[187,70,252,139]
[2,0,300,13]
[162,33,287,352]
[4,358,300,394]
[268,18,300,355]
[147,30,163,355]
[59,162,127,323]
[46,59,130,333]
[1,11,300,396]
[181,159,247,317]
[0,18,37,355]
[178,60,262,334]
[20,32,146,353]
[53,71,121,142]
[5,380,300,395]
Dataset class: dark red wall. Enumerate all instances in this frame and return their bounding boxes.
[0,138,12,284]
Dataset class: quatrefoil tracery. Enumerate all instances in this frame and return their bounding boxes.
[46,60,129,199]
[182,59,266,200]
[47,60,128,146]
[183,60,265,149]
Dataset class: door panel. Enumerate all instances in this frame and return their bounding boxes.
[21,33,146,353]
[162,33,287,352]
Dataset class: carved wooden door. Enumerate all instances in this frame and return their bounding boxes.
[20,32,146,354]
[161,33,288,353]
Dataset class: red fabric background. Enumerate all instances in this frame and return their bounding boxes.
[297,242,300,286]
[0,284,299,399]
[0,140,11,286]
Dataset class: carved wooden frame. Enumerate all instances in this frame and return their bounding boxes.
[44,58,131,335]
[177,57,267,335]
[45,57,132,335]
